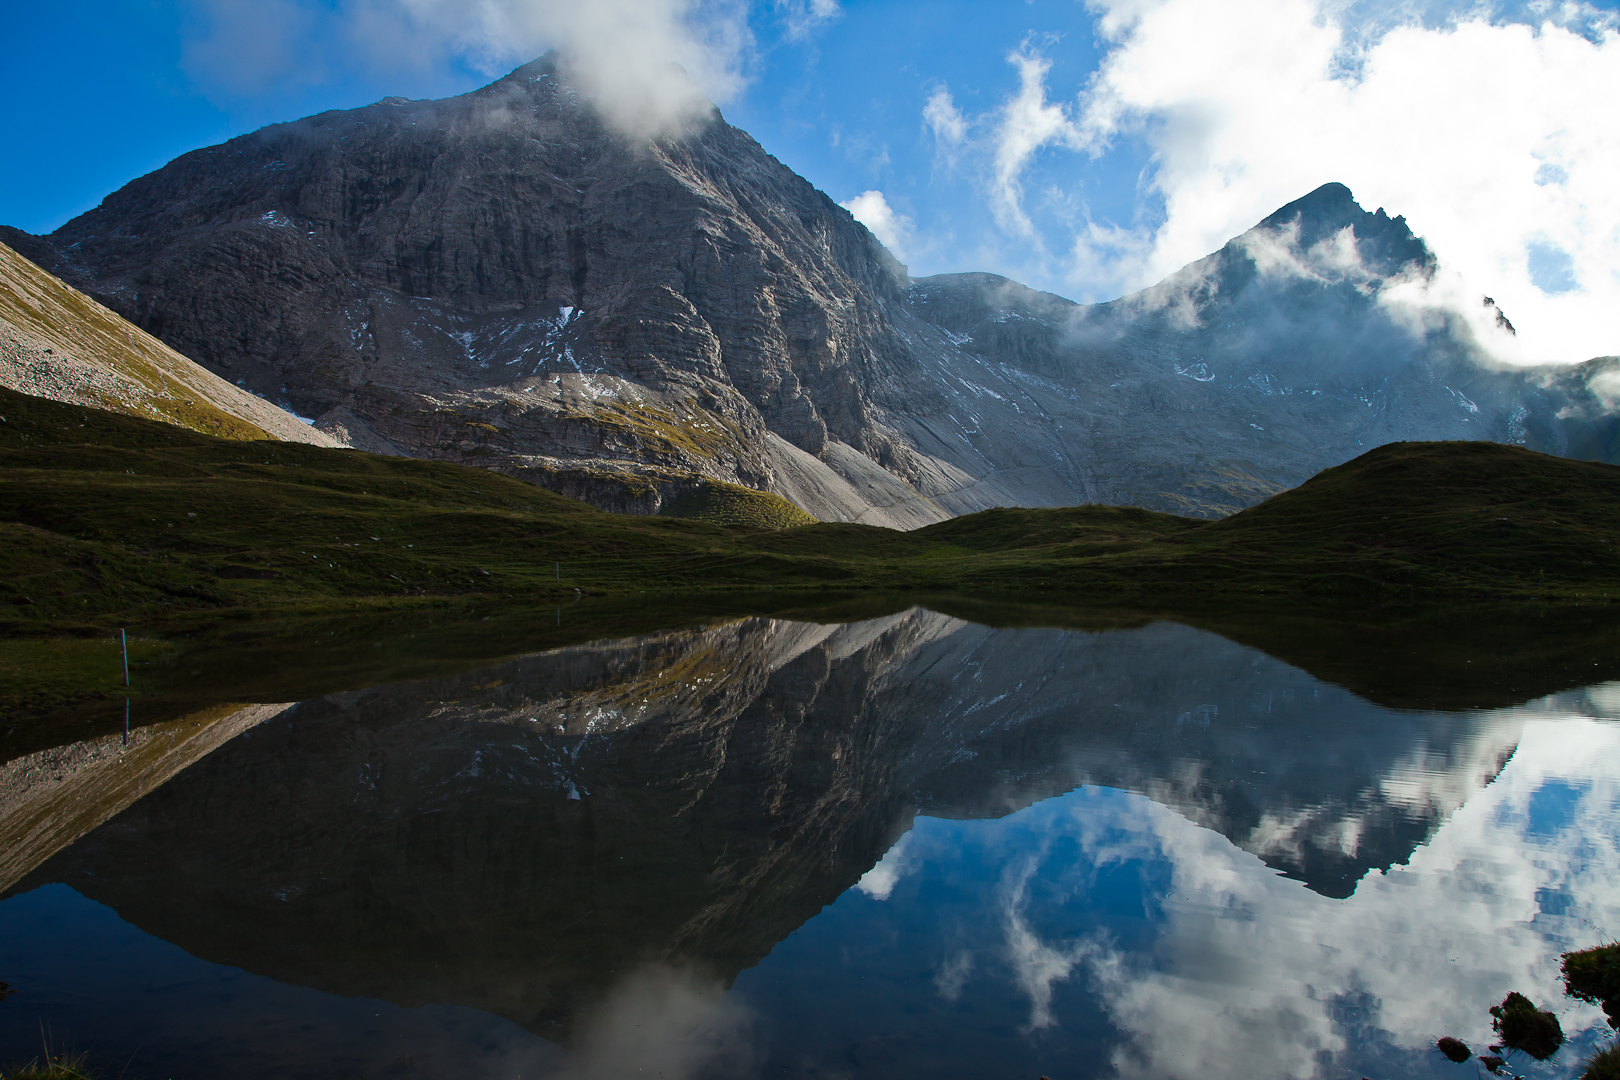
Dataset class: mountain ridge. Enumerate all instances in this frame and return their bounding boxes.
[6,58,1615,523]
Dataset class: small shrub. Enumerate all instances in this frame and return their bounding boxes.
[1584,1045,1620,1080]
[1491,991,1564,1061]
[1564,945,1620,1007]
[0,1051,96,1079]
[1437,1036,1471,1063]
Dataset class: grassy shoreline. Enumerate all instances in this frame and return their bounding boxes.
[7,385,1620,638]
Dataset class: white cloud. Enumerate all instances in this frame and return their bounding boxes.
[924,86,969,145]
[1000,852,1098,1032]
[1065,0,1620,364]
[775,0,841,40]
[854,831,915,899]
[991,48,1086,238]
[841,189,913,261]
[1080,713,1620,1080]
[559,965,757,1079]
[183,0,760,139]
[933,949,975,1001]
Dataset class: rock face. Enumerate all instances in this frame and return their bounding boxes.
[26,612,1529,1034]
[7,59,1615,521]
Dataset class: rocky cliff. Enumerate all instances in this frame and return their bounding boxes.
[7,60,1615,521]
[901,184,1619,514]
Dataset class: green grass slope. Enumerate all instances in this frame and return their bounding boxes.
[0,240,341,446]
[0,387,852,632]
[4,386,1620,637]
[658,479,817,529]
[1191,440,1620,596]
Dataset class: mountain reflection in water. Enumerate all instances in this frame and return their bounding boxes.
[3,610,1618,1080]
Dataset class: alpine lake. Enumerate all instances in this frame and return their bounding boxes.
[2,597,1617,1080]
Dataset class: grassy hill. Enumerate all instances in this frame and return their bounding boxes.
[0,240,342,446]
[658,479,817,529]
[4,385,1620,640]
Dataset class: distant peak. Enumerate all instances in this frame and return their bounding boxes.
[502,52,562,84]
[1253,182,1432,277]
[1259,182,1361,234]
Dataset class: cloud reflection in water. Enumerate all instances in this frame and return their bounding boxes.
[555,966,755,1080]
[814,711,1619,1080]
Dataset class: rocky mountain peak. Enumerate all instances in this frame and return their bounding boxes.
[1255,180,1433,279]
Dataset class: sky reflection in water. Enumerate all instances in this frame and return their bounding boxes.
[747,716,1620,1079]
[0,613,1616,1080]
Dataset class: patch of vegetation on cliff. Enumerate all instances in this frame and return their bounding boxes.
[574,400,753,464]
[660,480,816,530]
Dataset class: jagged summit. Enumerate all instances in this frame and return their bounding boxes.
[1258,181,1434,278]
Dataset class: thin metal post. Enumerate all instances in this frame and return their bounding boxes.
[555,562,560,582]
[121,629,130,686]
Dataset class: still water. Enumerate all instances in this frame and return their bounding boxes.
[1,610,1617,1079]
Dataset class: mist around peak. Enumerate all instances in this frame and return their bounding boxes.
[180,0,749,143]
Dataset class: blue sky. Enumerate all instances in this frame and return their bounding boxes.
[3,0,1618,362]
[1,0,1116,248]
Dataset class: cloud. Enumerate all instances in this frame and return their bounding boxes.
[926,2,1620,364]
[854,831,915,899]
[1065,0,1620,364]
[1000,851,1098,1032]
[559,965,757,1079]
[1080,713,1620,1080]
[775,0,841,40]
[841,189,913,261]
[934,949,976,1001]
[182,0,761,138]
[990,47,1086,238]
[924,86,969,146]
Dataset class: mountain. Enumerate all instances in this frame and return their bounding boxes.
[905,185,1618,514]
[6,56,1615,521]
[0,239,345,446]
[19,612,1533,1035]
